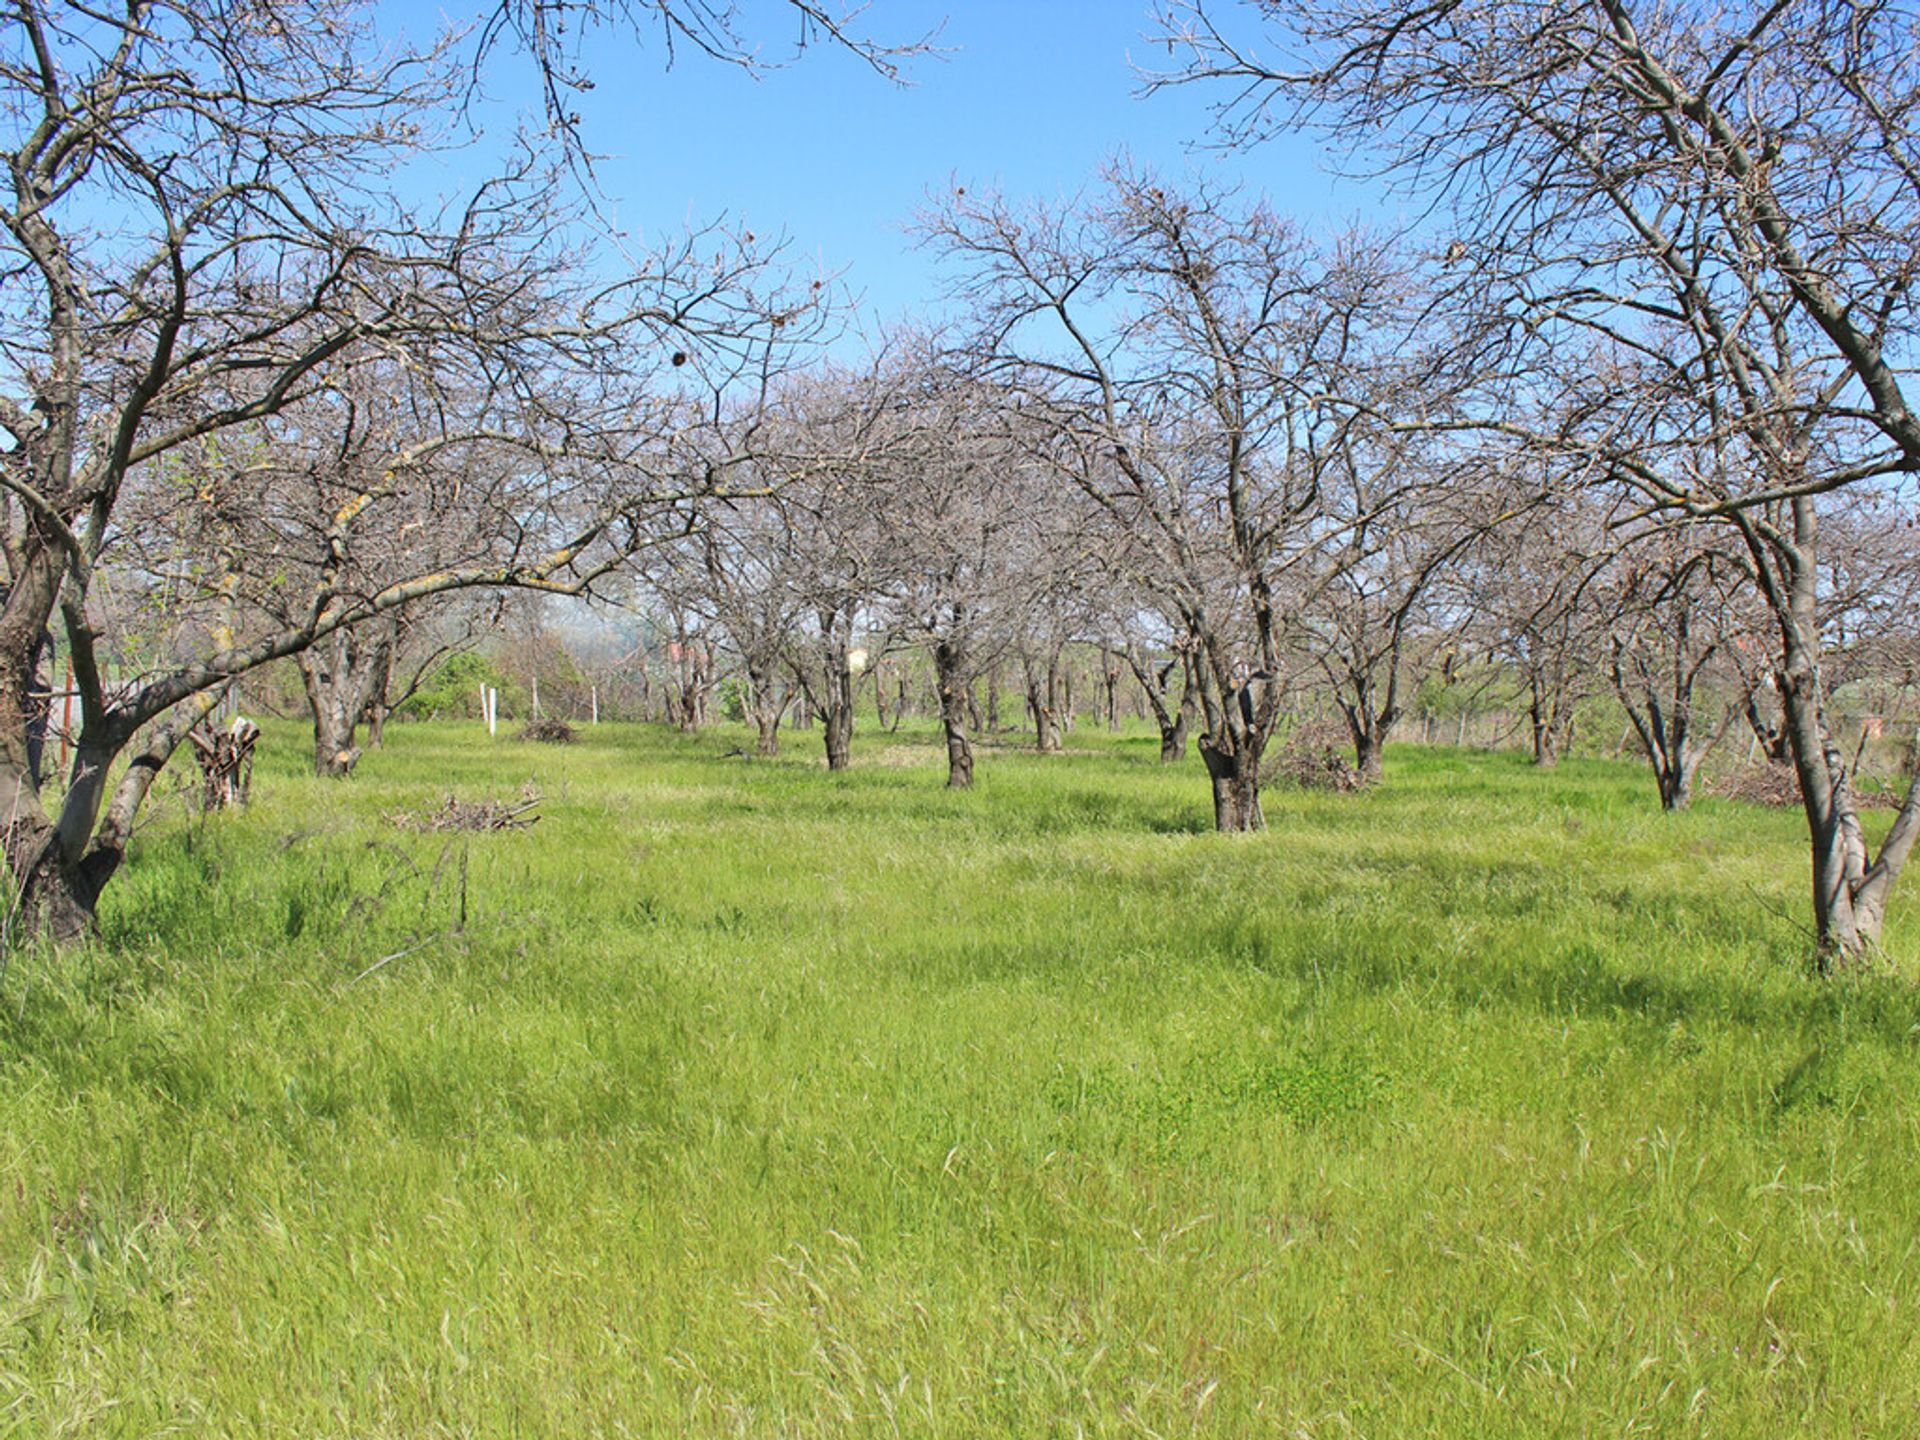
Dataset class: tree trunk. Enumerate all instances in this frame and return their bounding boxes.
[1354,729,1386,785]
[934,640,974,789]
[1023,654,1062,753]
[299,627,393,777]
[1760,496,1920,966]
[747,662,787,758]
[821,662,854,772]
[14,843,119,944]
[312,699,361,778]
[364,641,395,748]
[754,710,782,758]
[1657,751,1695,812]
[1339,679,1391,786]
[1527,665,1568,768]
[1128,650,1194,763]
[1200,741,1264,831]
[1161,701,1191,764]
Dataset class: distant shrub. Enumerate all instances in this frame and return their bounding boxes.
[399,652,521,721]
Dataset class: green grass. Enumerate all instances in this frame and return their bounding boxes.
[3,719,1919,1436]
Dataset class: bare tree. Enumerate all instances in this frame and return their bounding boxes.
[0,0,819,938]
[1463,488,1615,769]
[928,170,1462,828]
[1291,411,1494,784]
[1604,532,1756,810]
[877,359,1047,790]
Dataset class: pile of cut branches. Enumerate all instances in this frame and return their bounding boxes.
[1267,723,1366,793]
[387,783,542,833]
[516,718,576,744]
[1709,762,1900,810]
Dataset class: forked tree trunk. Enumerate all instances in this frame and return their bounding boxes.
[1530,686,1559,769]
[1128,650,1194,763]
[746,662,788,758]
[1022,652,1062,753]
[1526,665,1578,768]
[1162,698,1192,764]
[1200,741,1264,831]
[1,689,217,944]
[1353,728,1386,785]
[299,626,394,778]
[1336,670,1396,786]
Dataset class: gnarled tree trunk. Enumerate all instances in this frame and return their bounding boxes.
[934,638,974,789]
[298,624,394,778]
[1200,740,1264,831]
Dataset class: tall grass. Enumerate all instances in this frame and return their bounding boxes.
[2,720,1916,1436]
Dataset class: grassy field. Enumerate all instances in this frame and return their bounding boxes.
[2,718,1918,1437]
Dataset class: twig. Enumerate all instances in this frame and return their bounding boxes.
[346,934,444,987]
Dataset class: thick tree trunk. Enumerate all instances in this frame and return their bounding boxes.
[1,688,212,945]
[823,705,852,770]
[299,628,392,777]
[1530,696,1559,768]
[312,700,361,778]
[943,713,974,789]
[14,842,119,943]
[1354,730,1386,785]
[1200,741,1264,831]
[1338,681,1393,786]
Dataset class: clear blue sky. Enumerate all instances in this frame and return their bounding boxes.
[394,1,1381,327]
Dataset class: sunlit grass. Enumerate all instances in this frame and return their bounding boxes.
[2,719,1917,1436]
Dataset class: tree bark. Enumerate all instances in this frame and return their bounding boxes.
[1353,729,1386,785]
[934,639,974,789]
[1200,741,1264,831]
[820,662,854,771]
[298,629,392,778]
